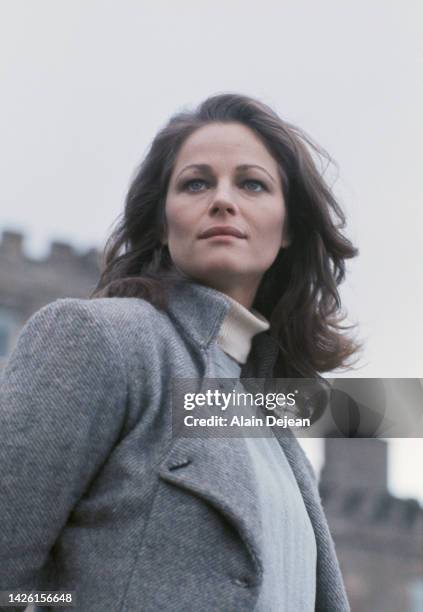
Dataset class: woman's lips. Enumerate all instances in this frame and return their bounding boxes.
[199,225,247,239]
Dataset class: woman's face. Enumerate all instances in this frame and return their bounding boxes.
[163,122,289,308]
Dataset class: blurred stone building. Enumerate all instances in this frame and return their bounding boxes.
[320,438,423,612]
[0,229,100,368]
[1,229,422,611]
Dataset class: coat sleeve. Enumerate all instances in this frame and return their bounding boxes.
[0,299,128,594]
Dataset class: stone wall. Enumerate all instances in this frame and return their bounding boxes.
[320,438,423,612]
[0,229,100,367]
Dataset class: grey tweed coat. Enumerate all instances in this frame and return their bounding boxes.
[0,279,350,611]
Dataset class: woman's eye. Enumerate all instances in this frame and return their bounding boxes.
[184,179,208,192]
[243,179,266,192]
[181,178,266,193]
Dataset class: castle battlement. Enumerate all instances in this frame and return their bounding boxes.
[0,229,100,268]
[0,229,101,321]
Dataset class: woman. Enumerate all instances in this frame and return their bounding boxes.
[0,94,357,611]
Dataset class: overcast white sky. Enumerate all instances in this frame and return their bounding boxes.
[1,1,422,501]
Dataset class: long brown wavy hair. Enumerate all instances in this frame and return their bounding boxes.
[91,93,359,377]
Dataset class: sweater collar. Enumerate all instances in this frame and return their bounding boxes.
[216,294,270,364]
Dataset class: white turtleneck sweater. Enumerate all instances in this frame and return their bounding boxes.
[216,294,270,364]
[209,293,317,612]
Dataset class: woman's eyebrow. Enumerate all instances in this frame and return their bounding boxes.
[236,164,276,184]
[175,163,276,183]
[175,164,212,181]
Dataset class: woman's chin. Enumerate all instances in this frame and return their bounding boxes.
[195,255,248,273]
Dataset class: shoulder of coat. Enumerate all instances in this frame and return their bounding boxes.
[33,295,169,337]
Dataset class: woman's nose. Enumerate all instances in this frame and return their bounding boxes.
[208,185,239,216]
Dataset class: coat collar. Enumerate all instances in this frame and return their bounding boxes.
[165,279,280,378]
[166,279,237,349]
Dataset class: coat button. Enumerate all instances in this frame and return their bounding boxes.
[168,458,192,471]
[232,577,252,589]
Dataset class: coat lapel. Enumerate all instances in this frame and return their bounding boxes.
[158,435,264,584]
[157,303,266,584]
